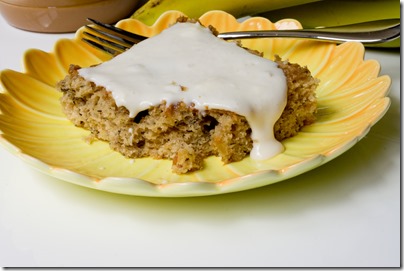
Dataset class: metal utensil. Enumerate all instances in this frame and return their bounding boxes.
[83,18,400,56]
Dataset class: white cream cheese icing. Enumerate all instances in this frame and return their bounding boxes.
[79,22,287,160]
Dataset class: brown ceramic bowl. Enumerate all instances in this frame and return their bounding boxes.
[0,0,140,33]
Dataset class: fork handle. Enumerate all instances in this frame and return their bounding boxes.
[218,25,400,44]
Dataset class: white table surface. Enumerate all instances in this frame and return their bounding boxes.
[0,15,400,268]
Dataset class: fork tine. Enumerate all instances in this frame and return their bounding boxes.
[86,18,147,44]
[84,25,135,48]
[81,38,123,56]
[83,31,131,51]
[82,17,148,56]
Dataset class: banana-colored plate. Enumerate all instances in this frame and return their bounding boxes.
[0,11,391,197]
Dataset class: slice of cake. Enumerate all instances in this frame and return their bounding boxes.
[57,21,318,174]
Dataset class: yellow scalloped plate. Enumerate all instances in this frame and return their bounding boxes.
[0,11,391,197]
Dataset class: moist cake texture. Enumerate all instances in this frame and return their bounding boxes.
[57,21,318,174]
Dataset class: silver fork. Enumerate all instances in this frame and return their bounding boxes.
[82,18,400,56]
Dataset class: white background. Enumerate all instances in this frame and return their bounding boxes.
[0,15,400,267]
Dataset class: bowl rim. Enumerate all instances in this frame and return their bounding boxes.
[0,0,104,7]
